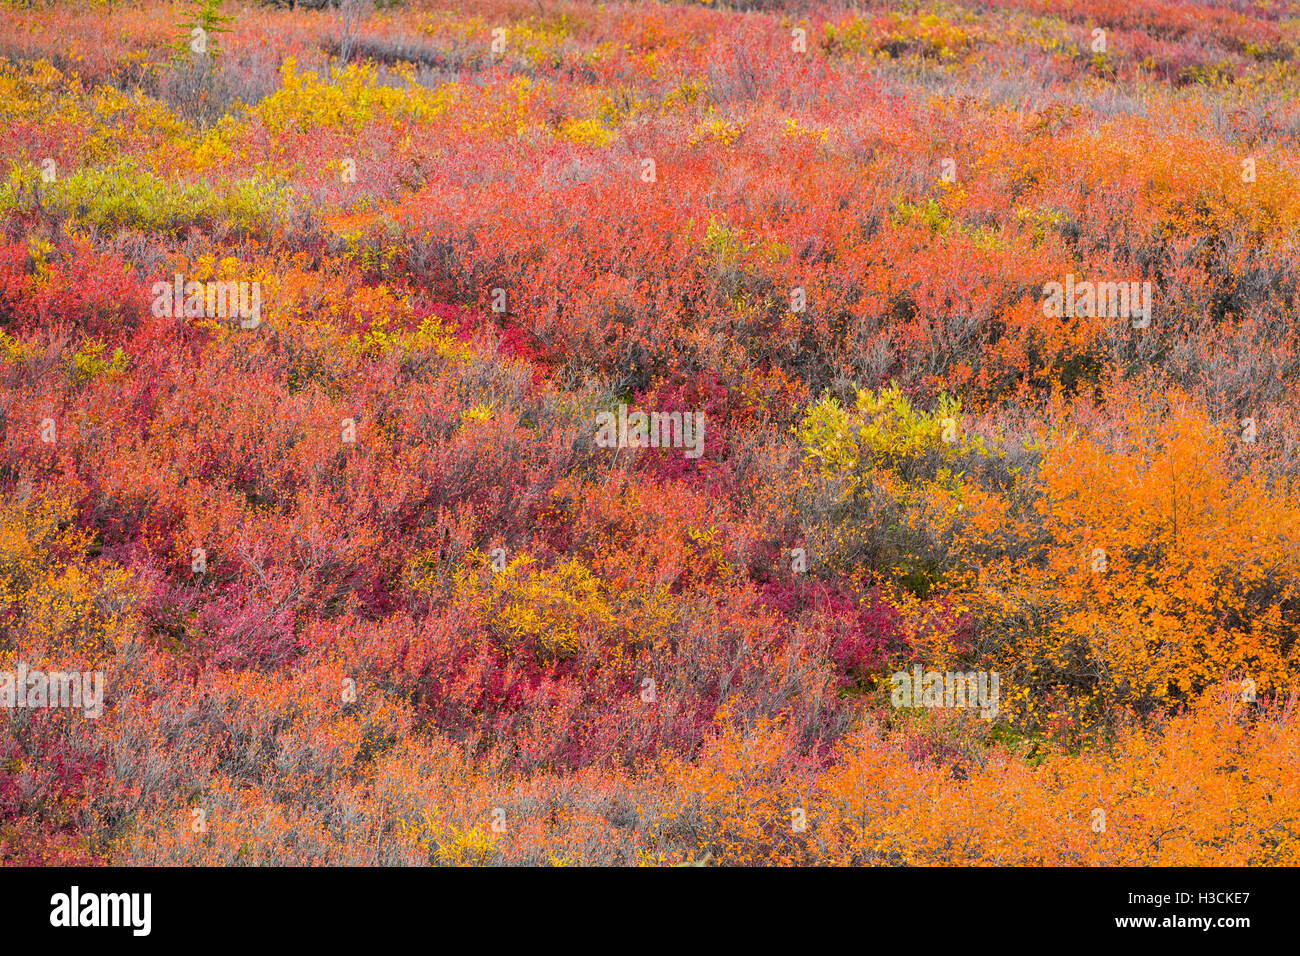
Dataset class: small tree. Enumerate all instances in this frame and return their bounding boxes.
[335,0,375,64]
[174,0,234,64]
[170,0,234,128]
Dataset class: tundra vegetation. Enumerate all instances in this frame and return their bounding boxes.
[1,0,1299,866]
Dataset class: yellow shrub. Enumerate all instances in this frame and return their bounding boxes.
[258,57,455,134]
[462,554,616,661]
